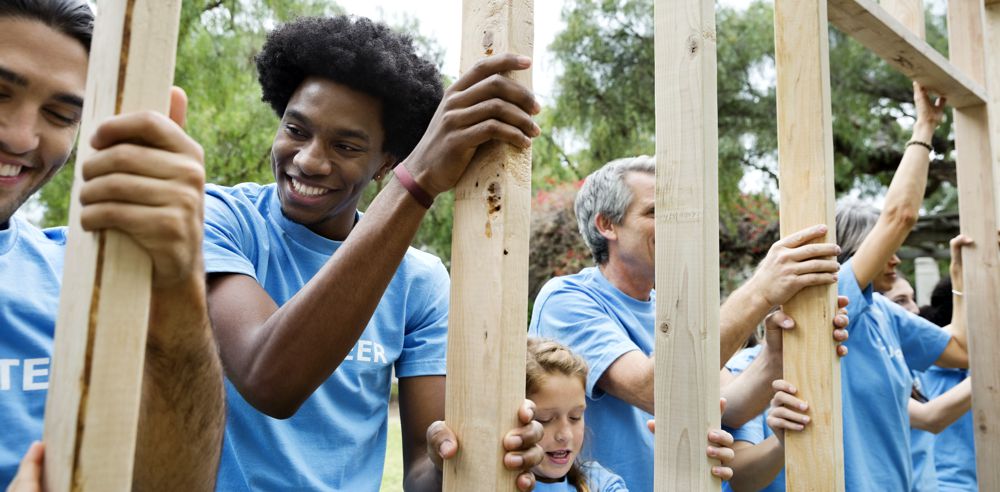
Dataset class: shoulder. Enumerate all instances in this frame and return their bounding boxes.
[535,268,604,303]
[398,247,449,285]
[580,461,629,491]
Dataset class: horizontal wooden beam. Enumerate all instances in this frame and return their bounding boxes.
[988,0,1000,7]
[827,0,987,107]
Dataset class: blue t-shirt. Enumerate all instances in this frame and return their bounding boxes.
[0,216,66,486]
[922,366,976,491]
[529,266,654,492]
[910,373,938,492]
[533,461,629,492]
[839,259,952,491]
[203,183,449,491]
[721,345,784,492]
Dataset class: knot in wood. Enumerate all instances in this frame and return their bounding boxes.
[659,322,670,333]
[687,34,699,56]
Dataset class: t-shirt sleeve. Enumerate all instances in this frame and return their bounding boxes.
[583,463,629,492]
[203,188,258,279]
[531,286,641,400]
[883,299,951,372]
[838,259,874,325]
[395,257,450,378]
[727,412,767,445]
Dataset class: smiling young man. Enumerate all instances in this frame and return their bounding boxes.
[202,16,543,491]
[1,1,223,490]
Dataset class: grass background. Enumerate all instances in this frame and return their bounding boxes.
[380,403,404,492]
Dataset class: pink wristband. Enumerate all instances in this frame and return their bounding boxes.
[393,164,434,209]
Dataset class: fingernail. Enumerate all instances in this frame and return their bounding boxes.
[712,467,721,475]
[508,436,523,448]
[509,455,524,467]
[516,55,531,66]
[782,319,794,328]
[799,403,808,411]
[803,416,810,423]
[789,386,797,393]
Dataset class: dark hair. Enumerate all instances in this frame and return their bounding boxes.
[0,0,93,51]
[919,277,953,327]
[255,15,443,161]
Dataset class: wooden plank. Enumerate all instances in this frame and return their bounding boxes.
[827,0,987,107]
[42,1,182,490]
[948,2,1000,490]
[773,0,846,490]
[987,2,1000,222]
[652,0,720,490]
[443,1,532,490]
[988,0,1000,7]
[880,0,925,38]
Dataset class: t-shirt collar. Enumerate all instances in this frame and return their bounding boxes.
[266,186,361,253]
[0,215,20,255]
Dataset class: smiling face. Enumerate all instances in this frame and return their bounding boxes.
[529,373,587,482]
[606,171,656,281]
[0,18,87,227]
[271,77,395,240]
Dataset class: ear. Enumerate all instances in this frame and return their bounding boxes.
[594,213,617,241]
[379,154,398,179]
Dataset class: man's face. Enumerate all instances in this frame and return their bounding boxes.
[271,77,393,239]
[874,253,902,293]
[0,19,87,227]
[608,171,656,277]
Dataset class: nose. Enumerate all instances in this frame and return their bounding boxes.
[553,420,572,444]
[888,254,901,268]
[0,103,41,155]
[292,140,331,176]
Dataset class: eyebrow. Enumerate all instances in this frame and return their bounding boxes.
[0,64,84,109]
[286,109,371,143]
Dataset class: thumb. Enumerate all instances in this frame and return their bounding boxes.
[168,86,188,129]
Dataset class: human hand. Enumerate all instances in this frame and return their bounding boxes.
[766,380,812,447]
[912,82,946,140]
[949,234,973,293]
[6,442,43,492]
[749,224,840,308]
[402,53,540,197]
[764,296,849,359]
[78,87,205,289]
[425,399,544,491]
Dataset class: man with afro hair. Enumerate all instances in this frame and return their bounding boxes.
[202,15,544,491]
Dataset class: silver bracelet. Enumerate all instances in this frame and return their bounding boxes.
[952,289,963,297]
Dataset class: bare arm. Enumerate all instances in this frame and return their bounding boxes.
[909,378,972,434]
[851,83,945,289]
[937,234,972,368]
[399,376,446,492]
[207,55,541,418]
[79,89,224,489]
[727,439,785,492]
[597,351,655,414]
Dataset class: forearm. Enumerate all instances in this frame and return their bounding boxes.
[598,353,655,415]
[403,457,443,492]
[909,378,972,433]
[945,291,967,353]
[135,274,224,490]
[727,438,785,492]
[230,181,428,412]
[719,286,772,363]
[721,350,781,428]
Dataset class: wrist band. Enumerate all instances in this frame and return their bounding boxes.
[952,289,963,297]
[393,164,434,209]
[906,140,934,153]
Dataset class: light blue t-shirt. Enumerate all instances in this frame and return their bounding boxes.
[839,259,952,492]
[203,183,449,491]
[721,345,784,492]
[910,373,938,492]
[529,266,654,492]
[0,216,66,486]
[922,366,976,491]
[533,461,629,491]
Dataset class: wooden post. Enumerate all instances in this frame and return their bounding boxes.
[443,1,532,490]
[948,2,1000,490]
[773,0,845,490]
[880,0,925,38]
[42,1,182,490]
[986,2,1000,222]
[652,0,721,490]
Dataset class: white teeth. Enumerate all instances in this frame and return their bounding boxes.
[0,164,23,177]
[291,178,329,197]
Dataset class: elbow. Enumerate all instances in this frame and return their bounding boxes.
[233,368,308,420]
[882,205,919,232]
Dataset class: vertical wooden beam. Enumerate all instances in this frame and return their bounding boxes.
[444,1,532,490]
[880,0,926,38]
[948,2,1000,490]
[986,2,1000,222]
[773,1,845,490]
[652,0,720,490]
[42,1,182,490]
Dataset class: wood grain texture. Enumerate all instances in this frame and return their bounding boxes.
[987,2,1000,222]
[947,2,1000,489]
[773,0,845,490]
[652,0,721,490]
[827,0,987,107]
[880,0,925,38]
[42,1,181,490]
[443,1,532,490]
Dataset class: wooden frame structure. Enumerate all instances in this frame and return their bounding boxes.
[443,0,533,490]
[770,0,1000,489]
[42,1,182,490]
[653,0,722,490]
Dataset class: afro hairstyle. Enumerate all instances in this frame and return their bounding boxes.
[255,15,444,162]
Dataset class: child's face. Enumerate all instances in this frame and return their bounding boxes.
[529,373,587,481]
